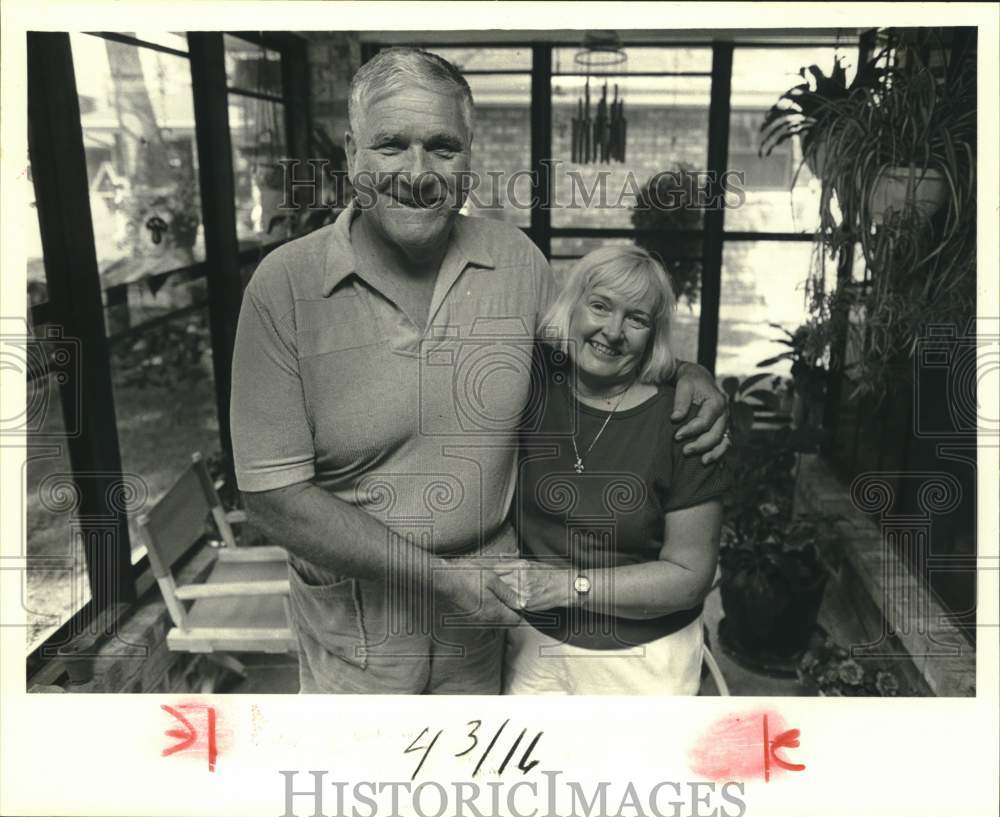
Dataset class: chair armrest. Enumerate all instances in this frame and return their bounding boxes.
[225,509,248,525]
[216,545,287,563]
[174,579,290,600]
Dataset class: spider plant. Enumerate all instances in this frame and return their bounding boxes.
[806,44,976,400]
[759,56,879,177]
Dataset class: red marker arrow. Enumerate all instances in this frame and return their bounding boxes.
[689,709,806,783]
[161,704,218,772]
[763,716,806,781]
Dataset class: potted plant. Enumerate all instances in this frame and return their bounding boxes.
[804,36,976,401]
[759,56,878,179]
[715,397,842,673]
[797,632,909,696]
[757,322,830,433]
[818,56,972,232]
[719,490,841,673]
[631,165,705,306]
[719,372,784,436]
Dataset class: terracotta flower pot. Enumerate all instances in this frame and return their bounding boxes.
[868,166,948,224]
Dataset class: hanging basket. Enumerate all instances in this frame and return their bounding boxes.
[868,166,948,225]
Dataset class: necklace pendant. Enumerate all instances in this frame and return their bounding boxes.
[573,458,585,474]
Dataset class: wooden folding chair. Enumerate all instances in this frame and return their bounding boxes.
[139,453,297,687]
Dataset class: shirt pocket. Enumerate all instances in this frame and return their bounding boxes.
[447,289,539,336]
[286,558,368,670]
[297,296,384,359]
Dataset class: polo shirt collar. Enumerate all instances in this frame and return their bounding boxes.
[321,200,496,297]
[321,201,360,296]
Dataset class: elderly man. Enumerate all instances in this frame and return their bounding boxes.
[231,47,729,694]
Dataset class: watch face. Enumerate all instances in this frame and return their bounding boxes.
[574,575,591,595]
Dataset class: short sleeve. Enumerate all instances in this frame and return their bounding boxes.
[663,422,732,512]
[230,258,316,492]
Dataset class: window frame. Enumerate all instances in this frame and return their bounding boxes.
[365,38,861,372]
[26,30,309,666]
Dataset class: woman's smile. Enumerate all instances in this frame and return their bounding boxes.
[569,285,657,386]
[587,338,623,358]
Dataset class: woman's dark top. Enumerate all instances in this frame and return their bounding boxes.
[513,345,731,649]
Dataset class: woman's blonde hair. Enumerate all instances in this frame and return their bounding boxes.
[540,245,678,384]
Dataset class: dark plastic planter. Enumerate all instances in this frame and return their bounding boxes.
[718,555,828,666]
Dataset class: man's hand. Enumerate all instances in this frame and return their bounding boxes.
[493,560,574,612]
[671,361,732,464]
[435,557,524,626]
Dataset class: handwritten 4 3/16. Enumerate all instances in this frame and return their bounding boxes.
[405,720,543,781]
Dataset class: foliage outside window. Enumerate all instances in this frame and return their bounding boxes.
[225,35,291,244]
[70,33,205,292]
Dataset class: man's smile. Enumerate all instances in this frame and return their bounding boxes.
[388,190,446,209]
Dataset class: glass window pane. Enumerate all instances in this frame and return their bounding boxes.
[224,34,283,96]
[717,241,816,380]
[425,47,531,71]
[229,96,289,244]
[71,33,205,284]
[131,32,190,53]
[727,47,857,232]
[462,74,530,227]
[553,47,713,74]
[552,75,710,229]
[106,302,220,562]
[26,347,91,652]
[549,236,638,287]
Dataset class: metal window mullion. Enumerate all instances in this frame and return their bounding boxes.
[530,44,552,258]
[89,31,189,60]
[188,33,242,469]
[226,87,286,104]
[27,32,136,625]
[280,37,311,173]
[697,42,733,375]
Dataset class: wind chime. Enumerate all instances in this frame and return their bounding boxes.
[570,31,628,164]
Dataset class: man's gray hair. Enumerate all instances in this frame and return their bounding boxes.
[348,47,475,138]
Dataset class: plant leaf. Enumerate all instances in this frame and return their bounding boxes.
[739,372,774,393]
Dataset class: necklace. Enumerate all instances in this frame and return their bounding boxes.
[569,382,633,473]
[571,379,633,405]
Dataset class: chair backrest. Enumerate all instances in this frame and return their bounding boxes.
[139,452,231,580]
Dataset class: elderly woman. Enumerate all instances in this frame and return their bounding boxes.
[497,246,731,695]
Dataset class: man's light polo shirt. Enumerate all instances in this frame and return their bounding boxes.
[231,204,556,553]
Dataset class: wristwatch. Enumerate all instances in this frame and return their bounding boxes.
[573,574,592,601]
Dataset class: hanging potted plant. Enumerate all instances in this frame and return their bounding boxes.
[826,60,967,226]
[759,56,878,180]
[806,39,976,400]
[631,165,704,306]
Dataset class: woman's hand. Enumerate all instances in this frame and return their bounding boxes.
[493,560,575,611]
[671,361,731,464]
